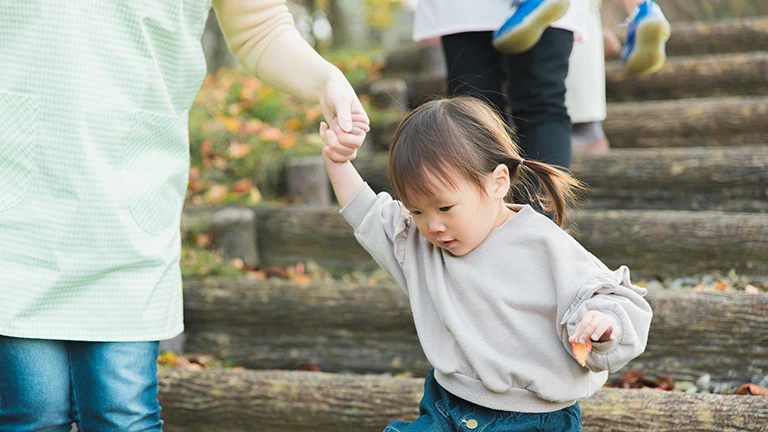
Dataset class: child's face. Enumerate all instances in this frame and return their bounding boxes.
[405,171,506,257]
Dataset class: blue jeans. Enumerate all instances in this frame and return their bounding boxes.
[385,370,581,432]
[0,336,162,431]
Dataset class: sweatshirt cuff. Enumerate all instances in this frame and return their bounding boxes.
[339,183,377,229]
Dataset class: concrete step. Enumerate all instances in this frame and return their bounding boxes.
[182,206,768,277]
[366,96,768,149]
[181,278,768,386]
[352,145,768,212]
[157,368,768,432]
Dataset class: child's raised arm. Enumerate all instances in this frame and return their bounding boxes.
[320,120,367,207]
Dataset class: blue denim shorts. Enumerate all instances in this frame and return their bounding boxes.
[385,370,581,432]
[0,336,162,431]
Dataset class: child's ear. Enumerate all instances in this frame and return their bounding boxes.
[488,164,511,199]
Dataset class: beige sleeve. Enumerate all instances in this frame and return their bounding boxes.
[212,0,342,102]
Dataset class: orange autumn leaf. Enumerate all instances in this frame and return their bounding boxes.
[572,340,592,367]
[715,280,730,291]
[228,142,252,159]
[293,274,312,285]
[305,106,321,123]
[258,127,284,142]
[279,133,297,150]
[220,116,241,133]
[735,383,768,396]
[232,178,253,195]
[692,284,704,292]
[285,119,303,131]
[204,184,228,204]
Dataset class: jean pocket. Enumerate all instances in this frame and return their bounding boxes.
[0,91,38,211]
[122,110,189,234]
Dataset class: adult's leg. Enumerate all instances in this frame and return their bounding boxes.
[441,32,507,115]
[0,336,73,432]
[505,27,574,168]
[69,341,162,431]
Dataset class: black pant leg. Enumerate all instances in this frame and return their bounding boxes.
[505,28,574,169]
[441,32,507,115]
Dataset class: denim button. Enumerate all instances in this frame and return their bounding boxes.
[466,419,478,429]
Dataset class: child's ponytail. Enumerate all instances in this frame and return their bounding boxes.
[509,158,585,227]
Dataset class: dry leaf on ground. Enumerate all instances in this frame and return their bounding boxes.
[735,384,768,396]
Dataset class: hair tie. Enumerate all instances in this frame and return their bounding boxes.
[519,158,525,167]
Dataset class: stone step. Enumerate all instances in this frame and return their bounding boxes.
[368,52,768,107]
[382,17,768,77]
[181,279,768,386]
[609,52,768,102]
[158,368,768,432]
[353,145,768,212]
[368,96,768,149]
[182,206,768,278]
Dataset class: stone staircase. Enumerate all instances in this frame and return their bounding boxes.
[159,15,768,432]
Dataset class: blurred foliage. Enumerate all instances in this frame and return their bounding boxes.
[365,0,404,30]
[187,50,384,206]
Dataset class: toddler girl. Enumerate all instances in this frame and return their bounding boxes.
[320,96,652,431]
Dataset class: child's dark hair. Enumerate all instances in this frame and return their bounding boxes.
[388,97,584,227]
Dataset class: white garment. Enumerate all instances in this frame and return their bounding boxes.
[565,0,606,123]
[413,0,588,42]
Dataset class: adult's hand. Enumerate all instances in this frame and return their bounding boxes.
[319,70,370,134]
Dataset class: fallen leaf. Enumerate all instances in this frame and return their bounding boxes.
[265,266,288,279]
[693,284,704,292]
[715,280,730,291]
[232,178,253,195]
[285,119,303,131]
[278,133,297,149]
[194,233,211,247]
[296,361,321,372]
[204,184,228,204]
[735,383,768,396]
[220,116,241,133]
[572,340,592,367]
[605,370,673,390]
[293,274,312,285]
[258,127,284,142]
[305,106,321,123]
[228,142,252,159]
[745,284,760,294]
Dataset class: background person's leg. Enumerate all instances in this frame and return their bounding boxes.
[69,341,162,431]
[0,336,73,432]
[505,27,574,169]
[441,32,507,115]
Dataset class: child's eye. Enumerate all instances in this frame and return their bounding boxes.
[411,210,421,216]
[439,206,452,212]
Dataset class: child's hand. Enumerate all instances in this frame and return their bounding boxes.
[319,113,369,163]
[569,311,619,345]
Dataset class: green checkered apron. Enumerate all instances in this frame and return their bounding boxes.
[0,0,212,341]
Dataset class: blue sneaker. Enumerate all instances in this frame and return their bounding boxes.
[622,0,670,75]
[492,0,570,54]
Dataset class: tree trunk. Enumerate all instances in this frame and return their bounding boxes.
[354,146,768,212]
[182,279,768,385]
[606,52,768,102]
[604,96,768,148]
[157,369,768,432]
[181,205,768,277]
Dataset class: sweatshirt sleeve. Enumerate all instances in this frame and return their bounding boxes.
[213,0,340,102]
[339,183,411,293]
[559,265,653,373]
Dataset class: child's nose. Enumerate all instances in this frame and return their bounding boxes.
[428,220,445,233]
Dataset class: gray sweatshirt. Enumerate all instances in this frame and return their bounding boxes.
[340,184,653,413]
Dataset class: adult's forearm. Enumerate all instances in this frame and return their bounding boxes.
[213,0,339,103]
